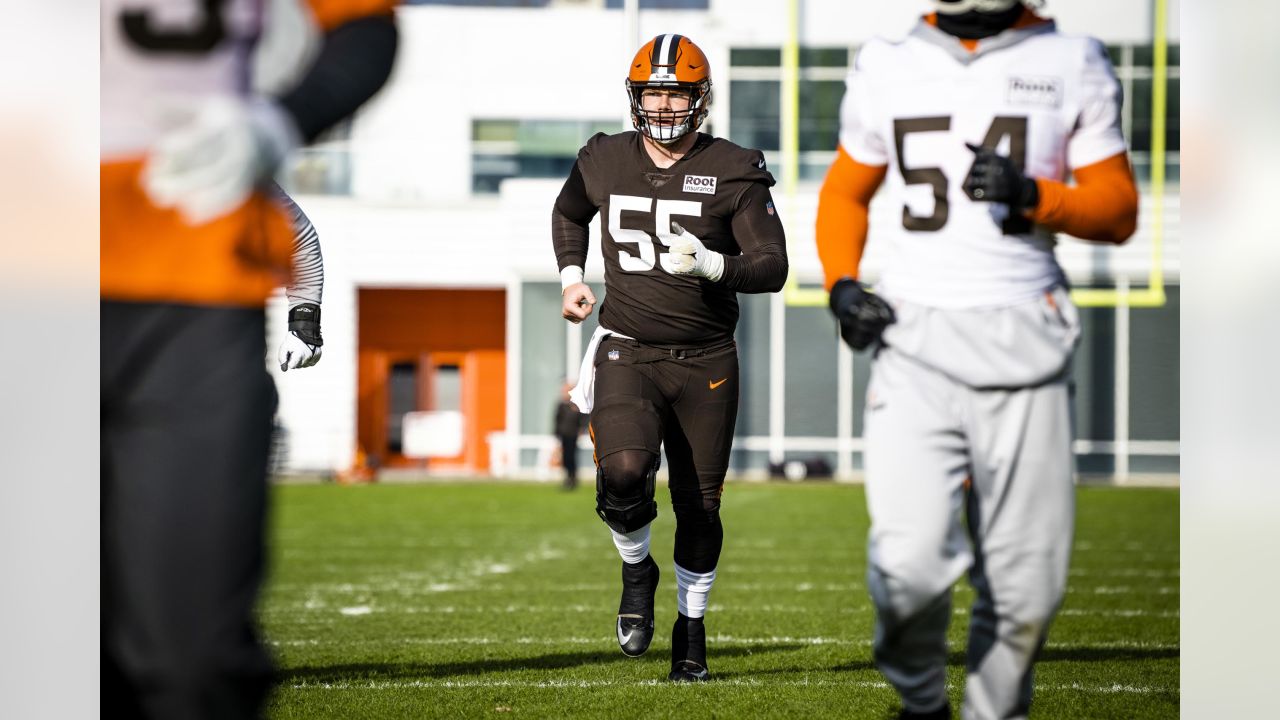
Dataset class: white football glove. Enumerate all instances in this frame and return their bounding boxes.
[278,333,322,372]
[142,95,299,225]
[665,221,725,281]
[278,303,324,372]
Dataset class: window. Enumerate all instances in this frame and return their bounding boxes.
[730,48,781,67]
[433,365,462,412]
[1105,43,1180,186]
[472,119,621,194]
[727,47,852,180]
[281,120,353,196]
[728,80,780,153]
[387,362,418,455]
[799,47,851,68]
[799,79,844,153]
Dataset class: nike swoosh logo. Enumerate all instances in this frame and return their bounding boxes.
[709,378,727,390]
[618,627,636,645]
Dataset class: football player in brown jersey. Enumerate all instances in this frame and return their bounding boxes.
[552,34,789,682]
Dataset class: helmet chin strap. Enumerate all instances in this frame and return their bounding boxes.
[935,4,1026,39]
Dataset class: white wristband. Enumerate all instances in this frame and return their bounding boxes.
[560,266,585,290]
[702,250,725,283]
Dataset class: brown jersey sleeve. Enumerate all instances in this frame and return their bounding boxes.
[552,159,596,271]
[721,181,788,293]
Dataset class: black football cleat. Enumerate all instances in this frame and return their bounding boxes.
[616,555,660,657]
[668,659,710,683]
[668,613,710,682]
[896,703,951,719]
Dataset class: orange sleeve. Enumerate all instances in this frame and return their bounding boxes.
[306,0,398,32]
[816,145,888,290]
[1030,152,1139,245]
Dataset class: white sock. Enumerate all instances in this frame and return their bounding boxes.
[674,563,717,618]
[610,524,652,565]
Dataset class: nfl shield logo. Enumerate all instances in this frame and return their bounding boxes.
[766,201,775,216]
[608,349,620,361]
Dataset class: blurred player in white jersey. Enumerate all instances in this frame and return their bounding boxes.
[816,1,1138,718]
[101,2,397,716]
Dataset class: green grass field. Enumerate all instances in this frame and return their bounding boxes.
[260,482,1178,719]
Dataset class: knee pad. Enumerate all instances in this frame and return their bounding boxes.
[595,451,659,534]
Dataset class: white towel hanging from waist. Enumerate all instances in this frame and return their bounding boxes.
[569,324,633,414]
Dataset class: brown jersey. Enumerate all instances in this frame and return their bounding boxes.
[553,132,788,347]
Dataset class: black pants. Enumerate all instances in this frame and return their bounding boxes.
[559,435,580,489]
[590,336,738,571]
[102,301,277,719]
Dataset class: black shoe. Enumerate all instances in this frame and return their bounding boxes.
[668,659,710,683]
[896,703,950,719]
[668,613,710,682]
[616,556,659,657]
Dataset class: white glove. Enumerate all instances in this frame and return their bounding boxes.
[278,332,322,372]
[666,221,725,282]
[143,95,299,225]
[278,303,324,372]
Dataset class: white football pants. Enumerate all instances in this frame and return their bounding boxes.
[863,341,1075,720]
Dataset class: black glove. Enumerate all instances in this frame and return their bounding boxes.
[828,278,895,351]
[961,142,1039,212]
[287,303,324,347]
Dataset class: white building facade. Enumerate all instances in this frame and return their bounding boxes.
[267,0,1181,481]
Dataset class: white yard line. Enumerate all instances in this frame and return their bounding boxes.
[287,677,1174,694]
[267,604,1177,618]
[1058,608,1180,618]
[271,636,1179,650]
[277,541,575,613]
[1067,568,1179,578]
[288,580,1176,595]
[474,582,867,592]
[1068,586,1179,595]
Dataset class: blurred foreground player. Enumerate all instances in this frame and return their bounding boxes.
[552,34,788,682]
[101,2,397,716]
[815,1,1138,717]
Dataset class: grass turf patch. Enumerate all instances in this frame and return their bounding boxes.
[261,482,1178,718]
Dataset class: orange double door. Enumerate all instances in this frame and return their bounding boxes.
[356,288,506,473]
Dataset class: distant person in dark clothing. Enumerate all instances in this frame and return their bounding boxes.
[554,381,588,490]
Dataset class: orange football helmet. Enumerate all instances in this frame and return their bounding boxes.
[626,34,712,145]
